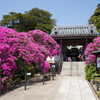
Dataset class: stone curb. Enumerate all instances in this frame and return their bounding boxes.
[88,81,100,100]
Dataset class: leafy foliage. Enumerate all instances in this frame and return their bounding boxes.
[89,3,100,33]
[84,36,100,82]
[97,91,100,98]
[0,8,56,34]
[0,26,61,89]
[85,64,99,81]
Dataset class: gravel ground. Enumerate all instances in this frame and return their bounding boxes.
[0,62,97,100]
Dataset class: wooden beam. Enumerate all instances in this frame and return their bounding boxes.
[52,35,97,40]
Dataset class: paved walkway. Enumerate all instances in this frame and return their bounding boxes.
[55,62,96,100]
[0,62,97,100]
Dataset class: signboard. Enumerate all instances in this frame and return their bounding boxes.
[26,73,31,76]
[97,57,100,68]
[46,56,55,63]
[52,65,55,68]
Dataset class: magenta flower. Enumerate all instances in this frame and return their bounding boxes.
[85,36,100,65]
[0,26,61,89]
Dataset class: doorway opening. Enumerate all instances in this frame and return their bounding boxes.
[63,45,84,62]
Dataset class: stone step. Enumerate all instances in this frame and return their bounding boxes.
[61,62,85,77]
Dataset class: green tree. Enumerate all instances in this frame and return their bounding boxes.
[0,8,56,34]
[89,3,100,33]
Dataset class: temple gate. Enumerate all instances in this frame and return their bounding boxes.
[50,24,99,61]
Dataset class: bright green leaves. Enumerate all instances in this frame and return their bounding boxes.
[89,3,100,33]
[0,8,56,34]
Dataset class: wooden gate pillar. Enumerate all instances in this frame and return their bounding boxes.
[60,39,63,52]
[86,39,88,46]
[60,39,63,61]
[83,39,88,50]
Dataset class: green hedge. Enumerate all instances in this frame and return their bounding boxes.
[85,64,100,81]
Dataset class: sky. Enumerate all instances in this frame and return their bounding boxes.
[0,0,99,26]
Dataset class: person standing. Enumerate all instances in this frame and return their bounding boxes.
[66,49,72,62]
[76,49,79,61]
[78,47,84,61]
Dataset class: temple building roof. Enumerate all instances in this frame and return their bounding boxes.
[50,24,99,36]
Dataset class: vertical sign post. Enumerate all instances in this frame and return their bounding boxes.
[43,67,45,85]
[92,50,100,72]
[97,57,100,69]
[0,75,1,96]
[24,72,31,90]
[24,71,27,90]
[52,64,55,80]
[91,50,100,91]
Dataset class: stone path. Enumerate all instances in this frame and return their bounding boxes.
[0,62,97,100]
[61,62,85,77]
[55,62,97,100]
[55,76,96,100]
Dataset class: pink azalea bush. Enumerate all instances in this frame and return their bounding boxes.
[41,61,50,73]
[84,36,100,81]
[0,26,61,89]
[28,29,61,56]
[85,36,100,65]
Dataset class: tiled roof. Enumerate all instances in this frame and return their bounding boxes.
[50,24,99,36]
